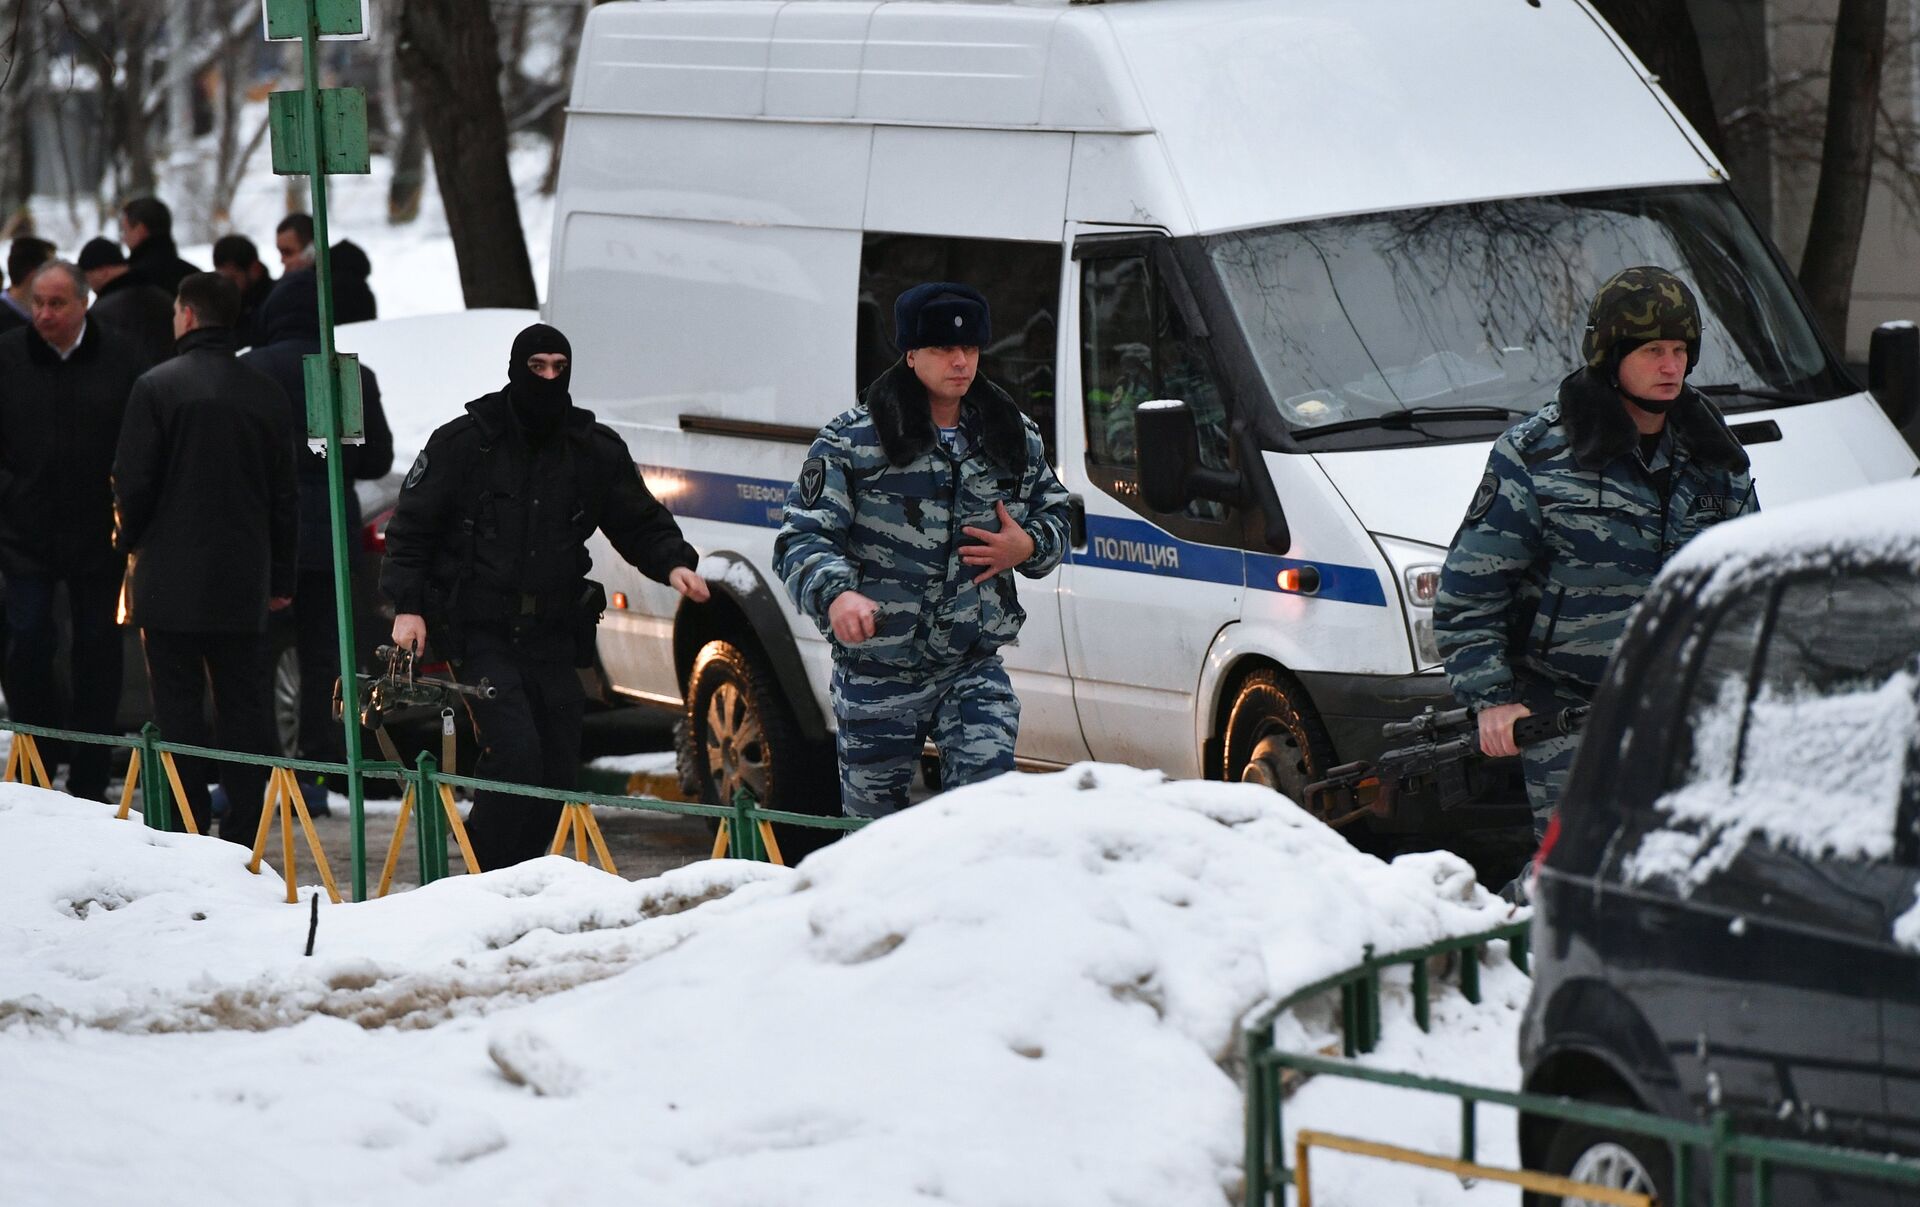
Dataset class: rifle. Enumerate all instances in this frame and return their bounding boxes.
[1303,704,1588,829]
[336,644,497,772]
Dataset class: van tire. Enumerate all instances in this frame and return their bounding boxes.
[1223,667,1334,810]
[677,639,841,859]
[1526,1098,1672,1207]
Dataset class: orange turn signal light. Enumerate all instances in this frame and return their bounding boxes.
[1276,565,1322,595]
[610,592,629,610]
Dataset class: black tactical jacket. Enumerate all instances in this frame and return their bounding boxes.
[380,390,697,645]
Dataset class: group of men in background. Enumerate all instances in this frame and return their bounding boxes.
[0,195,391,842]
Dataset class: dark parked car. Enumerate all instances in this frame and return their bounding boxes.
[1519,479,1920,1205]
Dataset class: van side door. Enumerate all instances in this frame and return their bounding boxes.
[855,232,1087,768]
[1605,567,1920,1202]
[1060,232,1244,776]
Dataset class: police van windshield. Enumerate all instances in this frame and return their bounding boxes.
[1204,185,1848,444]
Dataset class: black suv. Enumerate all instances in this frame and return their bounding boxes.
[1519,482,1920,1204]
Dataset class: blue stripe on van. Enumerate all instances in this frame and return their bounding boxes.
[638,465,792,529]
[1072,514,1388,606]
[640,464,1387,606]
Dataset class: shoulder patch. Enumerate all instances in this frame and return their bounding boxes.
[797,457,826,508]
[404,450,429,489]
[1466,471,1498,523]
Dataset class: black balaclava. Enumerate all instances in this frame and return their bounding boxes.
[507,323,573,440]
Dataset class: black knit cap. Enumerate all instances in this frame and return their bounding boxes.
[77,238,125,271]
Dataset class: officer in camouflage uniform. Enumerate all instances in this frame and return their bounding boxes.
[775,283,1073,818]
[1436,266,1757,839]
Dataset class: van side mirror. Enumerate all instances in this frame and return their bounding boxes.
[1135,400,1243,514]
[1868,321,1919,429]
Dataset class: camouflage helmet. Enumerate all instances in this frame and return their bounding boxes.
[1580,266,1702,370]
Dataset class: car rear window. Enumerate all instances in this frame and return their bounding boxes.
[1625,567,1920,890]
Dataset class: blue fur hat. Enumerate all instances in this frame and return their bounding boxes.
[894,282,991,351]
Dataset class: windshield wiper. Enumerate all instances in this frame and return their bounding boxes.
[1292,405,1526,441]
[1694,383,1821,405]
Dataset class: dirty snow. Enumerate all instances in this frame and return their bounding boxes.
[1,764,1523,1205]
[587,751,679,775]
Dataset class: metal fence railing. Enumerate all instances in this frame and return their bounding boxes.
[1242,921,1920,1206]
[0,719,865,901]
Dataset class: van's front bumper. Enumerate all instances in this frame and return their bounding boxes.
[1295,670,1529,832]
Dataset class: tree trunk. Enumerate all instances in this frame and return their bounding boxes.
[0,0,37,232]
[396,0,537,308]
[1589,0,1726,157]
[1799,0,1889,350]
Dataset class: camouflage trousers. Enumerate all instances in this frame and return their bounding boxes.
[1520,732,1580,840]
[831,654,1019,819]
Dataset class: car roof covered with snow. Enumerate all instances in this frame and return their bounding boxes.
[1662,476,1920,599]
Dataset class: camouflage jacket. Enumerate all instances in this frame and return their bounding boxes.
[1436,369,1756,710]
[775,360,1073,671]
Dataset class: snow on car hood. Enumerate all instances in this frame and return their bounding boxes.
[1312,393,1916,555]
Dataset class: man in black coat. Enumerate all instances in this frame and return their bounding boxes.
[328,240,377,325]
[0,262,144,800]
[113,274,300,841]
[212,234,277,349]
[79,237,175,370]
[119,197,201,297]
[241,268,393,768]
[382,324,710,869]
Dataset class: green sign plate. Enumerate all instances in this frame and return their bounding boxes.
[303,351,366,443]
[268,88,371,176]
[263,0,369,41]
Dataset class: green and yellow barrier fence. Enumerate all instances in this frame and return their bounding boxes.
[1,719,864,901]
[1243,921,1920,1206]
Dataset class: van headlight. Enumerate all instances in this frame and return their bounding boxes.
[1376,536,1447,669]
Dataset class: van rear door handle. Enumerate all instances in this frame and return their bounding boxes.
[1066,494,1087,548]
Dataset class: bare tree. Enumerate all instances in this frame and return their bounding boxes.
[0,0,38,233]
[1799,0,1890,344]
[396,0,537,308]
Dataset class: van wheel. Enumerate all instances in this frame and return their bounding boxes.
[271,637,302,759]
[1526,1104,1672,1207]
[1223,668,1332,802]
[677,640,840,859]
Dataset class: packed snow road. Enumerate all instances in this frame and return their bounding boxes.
[1,765,1527,1206]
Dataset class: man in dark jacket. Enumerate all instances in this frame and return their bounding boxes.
[241,268,393,768]
[0,237,55,334]
[381,323,709,869]
[328,240,377,325]
[119,197,200,296]
[113,273,300,841]
[0,262,144,800]
[80,237,174,370]
[212,234,277,349]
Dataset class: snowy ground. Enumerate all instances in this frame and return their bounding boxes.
[1,764,1529,1206]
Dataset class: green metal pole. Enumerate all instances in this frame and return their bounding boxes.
[414,753,443,885]
[300,0,368,900]
[1243,1028,1270,1207]
[139,722,169,830]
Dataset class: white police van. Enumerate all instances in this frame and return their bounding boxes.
[545,0,1920,832]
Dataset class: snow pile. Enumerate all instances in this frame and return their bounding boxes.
[0,764,1514,1205]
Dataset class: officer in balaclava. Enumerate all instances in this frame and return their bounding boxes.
[382,322,710,869]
